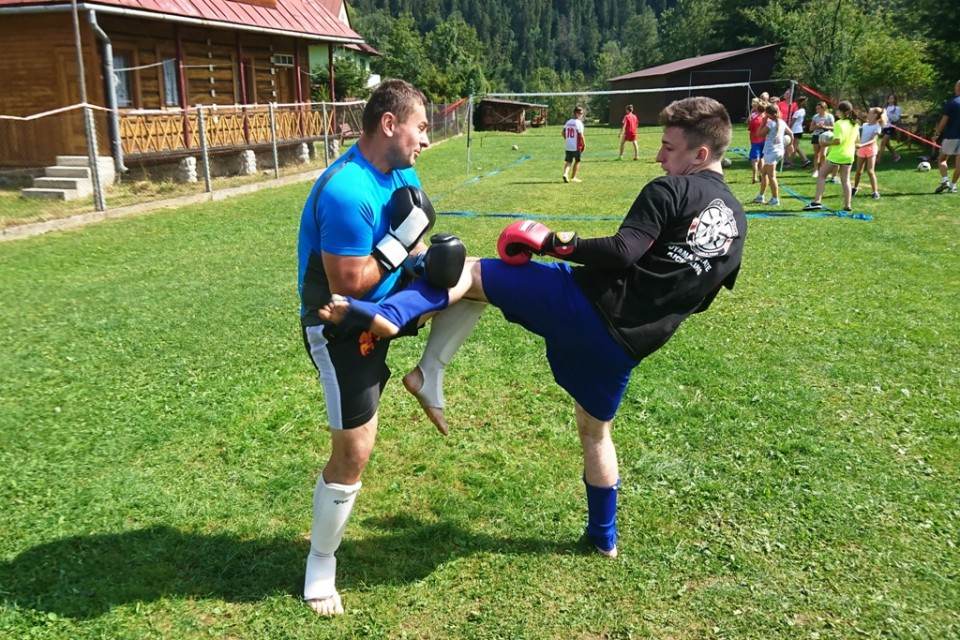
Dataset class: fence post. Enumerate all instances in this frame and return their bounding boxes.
[196,104,212,193]
[321,102,330,167]
[269,102,280,179]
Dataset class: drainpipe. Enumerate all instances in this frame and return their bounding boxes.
[88,10,126,173]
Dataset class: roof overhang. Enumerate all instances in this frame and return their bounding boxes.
[0,2,366,44]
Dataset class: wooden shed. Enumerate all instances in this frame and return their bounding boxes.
[474,98,547,133]
[607,44,780,125]
[0,0,369,169]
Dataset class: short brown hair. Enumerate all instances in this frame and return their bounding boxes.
[362,78,427,136]
[659,96,732,159]
[573,106,584,115]
[625,104,634,112]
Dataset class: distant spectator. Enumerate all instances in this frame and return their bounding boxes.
[787,96,810,167]
[748,98,768,184]
[853,106,885,199]
[878,94,903,162]
[809,102,835,178]
[618,104,639,161]
[932,80,960,194]
[753,103,792,206]
[804,100,858,212]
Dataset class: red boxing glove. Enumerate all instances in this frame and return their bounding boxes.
[497,220,579,265]
[497,220,550,265]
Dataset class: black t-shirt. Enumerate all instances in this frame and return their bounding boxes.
[572,170,746,360]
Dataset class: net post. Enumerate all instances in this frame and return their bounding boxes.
[466,95,473,175]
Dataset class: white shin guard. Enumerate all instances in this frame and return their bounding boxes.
[304,475,361,601]
[417,300,486,408]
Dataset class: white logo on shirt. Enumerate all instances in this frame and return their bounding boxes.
[686,198,739,259]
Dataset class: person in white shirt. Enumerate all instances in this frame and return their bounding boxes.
[787,96,811,167]
[809,102,835,178]
[753,103,792,206]
[853,106,885,199]
[878,94,903,162]
[562,106,586,183]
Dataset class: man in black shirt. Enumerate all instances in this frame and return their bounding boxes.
[317,96,747,558]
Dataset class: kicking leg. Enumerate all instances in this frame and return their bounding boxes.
[402,260,488,434]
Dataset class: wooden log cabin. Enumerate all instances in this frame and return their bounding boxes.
[0,0,368,170]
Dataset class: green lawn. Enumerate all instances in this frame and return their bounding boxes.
[1,125,958,639]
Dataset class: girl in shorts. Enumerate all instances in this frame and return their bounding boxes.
[878,94,902,163]
[788,96,810,167]
[853,107,885,199]
[809,102,834,178]
[754,103,792,206]
[748,98,767,184]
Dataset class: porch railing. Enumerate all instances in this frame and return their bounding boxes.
[117,101,365,157]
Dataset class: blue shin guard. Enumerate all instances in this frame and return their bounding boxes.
[338,278,450,333]
[584,477,620,554]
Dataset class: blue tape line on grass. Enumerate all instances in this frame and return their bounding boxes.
[433,154,533,203]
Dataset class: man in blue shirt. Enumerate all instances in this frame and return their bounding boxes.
[933,80,960,194]
[297,79,431,616]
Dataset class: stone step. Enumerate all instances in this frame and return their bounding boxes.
[33,176,91,190]
[21,187,83,201]
[56,155,113,168]
[46,166,91,179]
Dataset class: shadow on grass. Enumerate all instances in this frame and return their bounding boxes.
[0,515,578,619]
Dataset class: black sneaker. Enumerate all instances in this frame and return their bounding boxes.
[803,202,823,211]
[935,182,950,194]
[851,187,859,197]
[842,206,853,212]
[802,159,812,168]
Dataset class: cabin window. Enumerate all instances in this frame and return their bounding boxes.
[112,53,134,107]
[162,59,180,107]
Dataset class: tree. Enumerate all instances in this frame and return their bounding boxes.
[310,54,370,102]
[745,0,935,102]
[622,7,661,72]
[376,14,429,84]
[658,0,722,62]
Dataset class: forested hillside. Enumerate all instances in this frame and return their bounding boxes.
[343,0,958,106]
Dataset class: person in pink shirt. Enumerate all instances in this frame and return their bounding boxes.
[618,104,640,160]
[748,98,768,184]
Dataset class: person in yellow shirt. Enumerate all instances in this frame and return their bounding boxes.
[804,100,858,212]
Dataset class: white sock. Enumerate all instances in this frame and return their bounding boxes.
[304,475,361,601]
[416,300,486,408]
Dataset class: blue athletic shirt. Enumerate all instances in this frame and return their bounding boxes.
[943,96,960,140]
[298,144,421,325]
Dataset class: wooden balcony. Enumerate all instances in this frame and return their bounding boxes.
[118,104,351,159]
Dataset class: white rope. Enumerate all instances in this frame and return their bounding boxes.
[486,81,753,98]
[114,59,176,73]
[0,103,110,121]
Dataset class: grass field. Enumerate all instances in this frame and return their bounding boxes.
[1,124,958,639]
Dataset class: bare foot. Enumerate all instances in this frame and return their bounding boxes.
[317,295,400,338]
[402,366,449,436]
[306,592,344,616]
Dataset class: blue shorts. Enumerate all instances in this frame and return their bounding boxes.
[480,259,638,421]
[749,142,764,161]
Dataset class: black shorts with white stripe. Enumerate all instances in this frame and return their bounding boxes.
[302,324,391,429]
